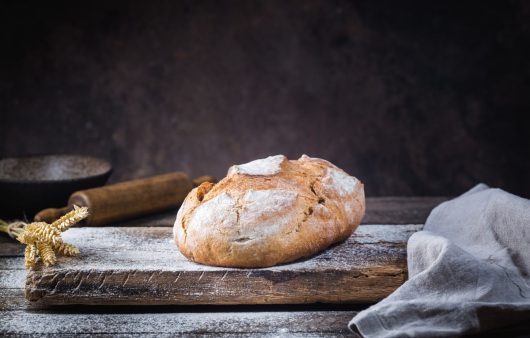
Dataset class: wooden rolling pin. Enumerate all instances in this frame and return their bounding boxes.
[34,172,214,226]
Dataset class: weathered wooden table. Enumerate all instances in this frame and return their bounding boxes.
[0,197,446,336]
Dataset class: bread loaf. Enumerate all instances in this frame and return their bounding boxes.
[173,155,365,268]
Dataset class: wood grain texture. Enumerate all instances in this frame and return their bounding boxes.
[0,197,442,336]
[0,258,360,336]
[363,196,447,224]
[0,256,24,270]
[0,235,24,256]
[25,224,421,305]
[0,308,357,337]
[0,288,26,311]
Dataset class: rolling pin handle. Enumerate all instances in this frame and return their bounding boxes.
[34,206,72,223]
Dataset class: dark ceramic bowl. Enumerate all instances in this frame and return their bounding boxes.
[0,155,112,219]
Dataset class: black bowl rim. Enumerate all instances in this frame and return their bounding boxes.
[0,154,113,184]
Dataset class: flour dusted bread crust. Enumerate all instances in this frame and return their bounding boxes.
[173,155,365,268]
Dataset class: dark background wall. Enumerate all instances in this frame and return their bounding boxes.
[1,1,529,197]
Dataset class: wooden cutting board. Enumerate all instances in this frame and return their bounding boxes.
[25,223,422,305]
[23,197,446,306]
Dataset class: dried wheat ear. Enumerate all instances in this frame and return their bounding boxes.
[15,205,89,269]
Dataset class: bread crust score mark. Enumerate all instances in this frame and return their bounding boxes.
[173,154,365,268]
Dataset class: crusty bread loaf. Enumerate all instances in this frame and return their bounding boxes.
[173,155,365,268]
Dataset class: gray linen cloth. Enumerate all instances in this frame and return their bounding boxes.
[350,184,530,337]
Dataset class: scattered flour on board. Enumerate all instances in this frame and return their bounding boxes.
[1,311,329,334]
[228,155,286,176]
[52,224,420,271]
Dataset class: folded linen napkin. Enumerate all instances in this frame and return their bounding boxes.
[350,184,530,337]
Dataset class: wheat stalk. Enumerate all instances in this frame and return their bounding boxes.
[0,206,89,269]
